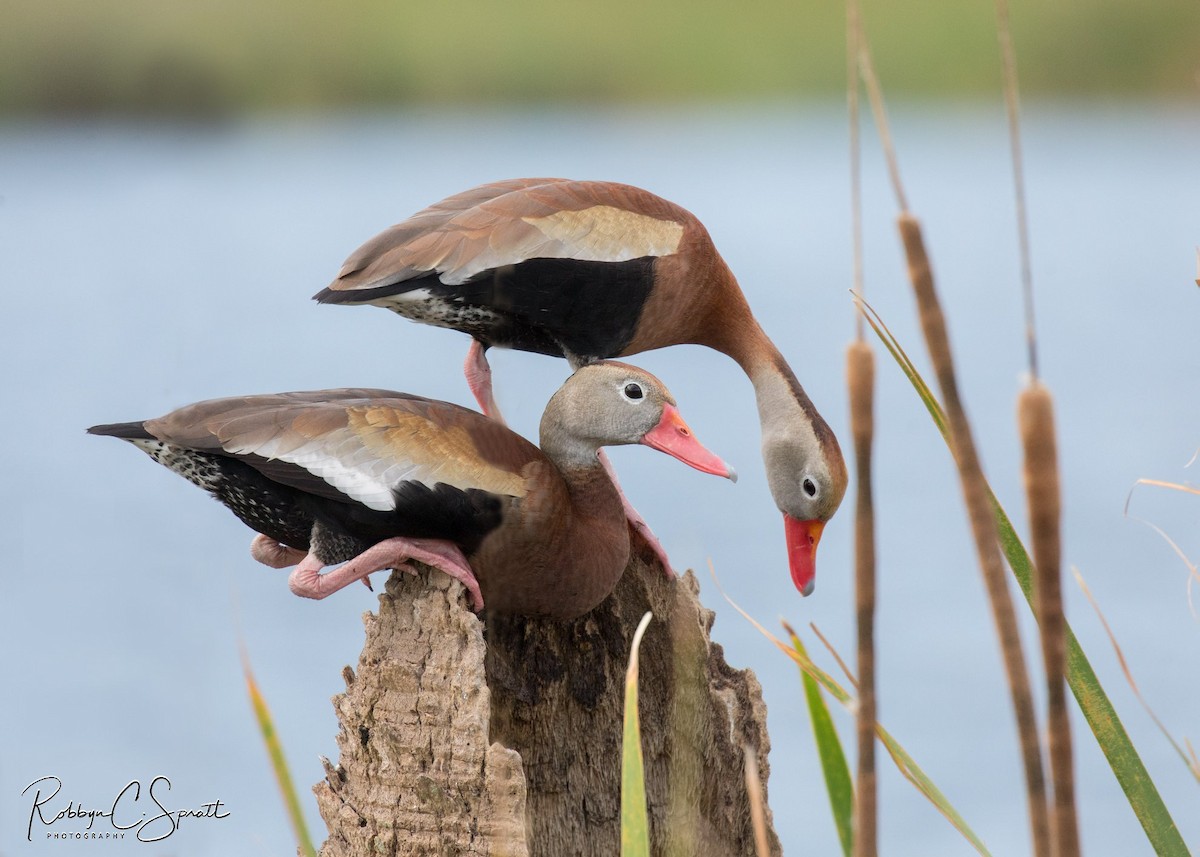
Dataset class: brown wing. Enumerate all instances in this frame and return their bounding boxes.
[322,179,696,294]
[143,389,543,511]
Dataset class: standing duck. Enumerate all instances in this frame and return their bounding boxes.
[88,362,734,619]
[315,178,846,595]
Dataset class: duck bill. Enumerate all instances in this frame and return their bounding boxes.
[784,514,825,597]
[640,403,737,481]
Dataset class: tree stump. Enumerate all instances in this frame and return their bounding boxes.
[315,556,782,857]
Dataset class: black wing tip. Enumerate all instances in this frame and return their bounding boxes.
[87,421,151,439]
[315,280,418,305]
[313,285,343,304]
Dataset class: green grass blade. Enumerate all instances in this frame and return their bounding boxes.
[621,611,654,857]
[779,628,992,857]
[860,298,1191,855]
[789,631,854,856]
[994,501,1191,854]
[242,652,319,857]
[716,569,991,853]
[874,723,992,856]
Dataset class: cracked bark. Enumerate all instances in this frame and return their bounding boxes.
[315,556,781,857]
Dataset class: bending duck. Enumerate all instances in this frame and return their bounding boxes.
[316,178,846,595]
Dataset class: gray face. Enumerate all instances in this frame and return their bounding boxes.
[546,361,676,452]
[763,433,848,523]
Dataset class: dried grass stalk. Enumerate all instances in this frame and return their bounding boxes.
[743,746,773,857]
[1019,383,1080,857]
[896,212,1051,857]
[847,339,878,857]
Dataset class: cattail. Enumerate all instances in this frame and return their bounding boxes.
[895,212,1051,857]
[847,339,878,857]
[1020,383,1080,857]
[846,0,878,849]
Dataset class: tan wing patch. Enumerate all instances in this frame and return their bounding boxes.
[349,407,526,498]
[522,205,684,262]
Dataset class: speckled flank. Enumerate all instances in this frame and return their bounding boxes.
[376,288,501,334]
[128,438,315,553]
[309,522,373,566]
[130,438,223,491]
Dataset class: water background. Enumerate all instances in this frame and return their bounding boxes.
[2,102,1198,855]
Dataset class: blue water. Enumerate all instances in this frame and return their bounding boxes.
[2,103,1197,856]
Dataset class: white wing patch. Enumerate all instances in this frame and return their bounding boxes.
[226,428,400,511]
[437,205,684,285]
[222,409,525,512]
[524,206,684,259]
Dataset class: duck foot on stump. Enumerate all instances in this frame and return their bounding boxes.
[287,536,483,609]
[250,533,307,568]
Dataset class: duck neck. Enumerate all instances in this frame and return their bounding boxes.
[556,459,625,526]
[718,315,824,443]
[539,406,604,474]
[729,322,847,521]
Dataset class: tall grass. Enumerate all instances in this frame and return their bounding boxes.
[858,299,1190,854]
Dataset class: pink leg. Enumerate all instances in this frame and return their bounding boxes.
[464,340,506,425]
[598,450,676,578]
[252,534,374,590]
[287,536,484,610]
[250,534,306,569]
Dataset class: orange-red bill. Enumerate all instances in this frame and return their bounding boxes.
[640,403,737,481]
[784,514,825,596]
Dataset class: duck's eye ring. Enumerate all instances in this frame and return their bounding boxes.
[624,383,644,400]
[803,478,817,497]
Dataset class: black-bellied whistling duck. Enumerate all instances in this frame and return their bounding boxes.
[87,362,734,619]
[315,178,846,595]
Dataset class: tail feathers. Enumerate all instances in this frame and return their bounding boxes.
[313,272,440,306]
[313,284,401,305]
[87,421,152,440]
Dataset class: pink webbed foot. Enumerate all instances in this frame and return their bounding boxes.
[251,534,374,590]
[598,450,677,578]
[464,339,506,425]
[250,534,306,569]
[287,536,484,610]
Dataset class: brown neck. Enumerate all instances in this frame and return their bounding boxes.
[558,461,624,525]
[553,460,631,593]
[700,294,841,463]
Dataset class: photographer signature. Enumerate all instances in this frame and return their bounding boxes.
[22,775,230,843]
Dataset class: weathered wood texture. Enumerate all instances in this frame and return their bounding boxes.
[316,557,780,857]
[315,572,529,857]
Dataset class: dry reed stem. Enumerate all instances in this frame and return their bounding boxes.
[847,340,878,857]
[856,46,907,214]
[743,746,773,857]
[809,622,859,693]
[896,213,1051,857]
[847,0,865,339]
[1019,384,1080,857]
[994,0,1039,380]
[1074,568,1200,782]
[1124,483,1200,617]
[1129,478,1200,498]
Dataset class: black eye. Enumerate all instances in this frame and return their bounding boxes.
[803,478,817,497]
[624,383,644,400]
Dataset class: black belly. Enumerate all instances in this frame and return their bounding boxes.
[321,256,658,361]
